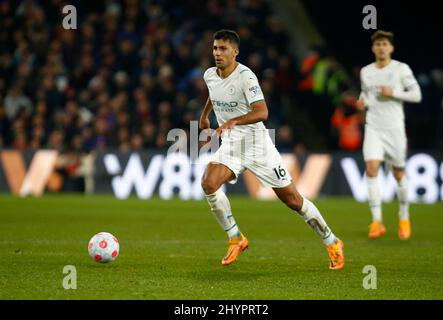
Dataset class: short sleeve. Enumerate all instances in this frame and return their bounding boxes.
[203,68,210,83]
[401,64,418,89]
[241,70,265,105]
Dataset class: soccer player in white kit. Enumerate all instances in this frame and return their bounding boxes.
[199,30,344,269]
[357,30,422,240]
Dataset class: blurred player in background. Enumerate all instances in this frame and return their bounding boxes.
[357,30,422,240]
[199,30,344,269]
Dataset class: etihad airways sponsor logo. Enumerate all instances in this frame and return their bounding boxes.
[211,100,238,108]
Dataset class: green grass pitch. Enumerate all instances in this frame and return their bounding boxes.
[0,195,442,299]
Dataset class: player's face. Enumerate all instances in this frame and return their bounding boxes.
[213,39,239,69]
[372,39,394,61]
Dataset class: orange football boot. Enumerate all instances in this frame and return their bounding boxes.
[326,239,345,270]
[398,219,411,240]
[221,234,249,266]
[368,222,386,239]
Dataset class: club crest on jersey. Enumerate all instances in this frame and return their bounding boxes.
[228,85,236,95]
[249,85,261,98]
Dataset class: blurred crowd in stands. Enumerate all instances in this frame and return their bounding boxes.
[0,0,296,155]
[1,0,442,162]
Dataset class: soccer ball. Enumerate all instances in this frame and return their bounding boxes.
[88,232,119,263]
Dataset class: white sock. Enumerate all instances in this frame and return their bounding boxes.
[205,189,240,239]
[299,198,337,246]
[397,176,409,220]
[367,176,382,222]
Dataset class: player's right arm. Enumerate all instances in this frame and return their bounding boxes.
[356,69,367,111]
[199,98,213,130]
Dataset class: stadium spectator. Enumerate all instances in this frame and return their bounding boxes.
[330,93,364,151]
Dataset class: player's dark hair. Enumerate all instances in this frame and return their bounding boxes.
[213,29,240,48]
[371,30,394,44]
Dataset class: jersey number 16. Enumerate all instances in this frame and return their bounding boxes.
[273,165,287,180]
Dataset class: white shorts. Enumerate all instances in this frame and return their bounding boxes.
[209,134,292,188]
[363,125,407,168]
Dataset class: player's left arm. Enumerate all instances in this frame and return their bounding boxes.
[215,101,268,136]
[379,64,422,103]
[216,71,268,136]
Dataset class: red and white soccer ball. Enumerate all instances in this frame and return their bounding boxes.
[88,232,119,263]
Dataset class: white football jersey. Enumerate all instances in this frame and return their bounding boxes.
[203,63,267,141]
[360,59,418,129]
